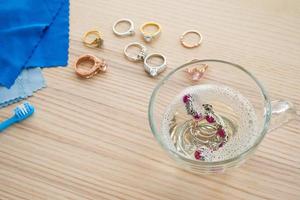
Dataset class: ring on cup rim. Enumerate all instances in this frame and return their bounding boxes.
[143,53,167,77]
[124,42,147,62]
[140,22,161,42]
[82,30,104,48]
[113,18,135,37]
[74,54,107,78]
[180,30,203,48]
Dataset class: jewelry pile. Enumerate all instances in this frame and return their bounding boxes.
[182,94,228,160]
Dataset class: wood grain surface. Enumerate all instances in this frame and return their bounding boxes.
[1,0,300,199]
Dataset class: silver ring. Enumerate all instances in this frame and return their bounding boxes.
[143,53,167,77]
[113,18,135,37]
[124,42,147,62]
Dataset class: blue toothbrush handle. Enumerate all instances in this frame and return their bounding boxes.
[0,116,17,132]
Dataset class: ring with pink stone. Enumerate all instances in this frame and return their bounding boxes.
[186,64,208,82]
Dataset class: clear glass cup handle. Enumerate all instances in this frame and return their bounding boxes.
[269,100,300,131]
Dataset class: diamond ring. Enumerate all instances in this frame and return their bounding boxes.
[140,22,161,43]
[143,53,167,77]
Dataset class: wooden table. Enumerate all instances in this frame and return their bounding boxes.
[1,0,300,199]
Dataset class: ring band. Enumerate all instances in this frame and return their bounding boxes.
[180,30,203,48]
[140,22,161,42]
[113,18,135,37]
[144,53,167,77]
[82,30,103,48]
[124,42,147,62]
[74,54,107,78]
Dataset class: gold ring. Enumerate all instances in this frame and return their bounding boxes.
[74,54,107,79]
[140,22,161,42]
[180,30,203,48]
[82,30,103,48]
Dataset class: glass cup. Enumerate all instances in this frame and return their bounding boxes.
[148,59,299,174]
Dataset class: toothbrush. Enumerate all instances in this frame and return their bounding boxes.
[0,102,35,132]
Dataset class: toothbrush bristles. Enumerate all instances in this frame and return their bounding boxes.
[17,105,26,115]
[14,102,34,120]
[20,104,27,115]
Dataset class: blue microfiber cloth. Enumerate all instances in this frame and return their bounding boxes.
[0,0,69,88]
[0,68,46,108]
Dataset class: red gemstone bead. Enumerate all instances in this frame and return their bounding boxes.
[217,129,225,138]
[194,150,202,160]
[205,116,215,123]
[183,95,190,103]
[193,113,202,120]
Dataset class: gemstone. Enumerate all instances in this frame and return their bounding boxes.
[193,113,202,120]
[205,116,215,123]
[217,129,225,138]
[144,35,152,42]
[191,72,204,81]
[137,51,145,60]
[149,68,158,76]
[183,95,190,103]
[194,150,202,160]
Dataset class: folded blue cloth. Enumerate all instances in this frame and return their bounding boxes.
[0,68,46,108]
[0,0,69,88]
